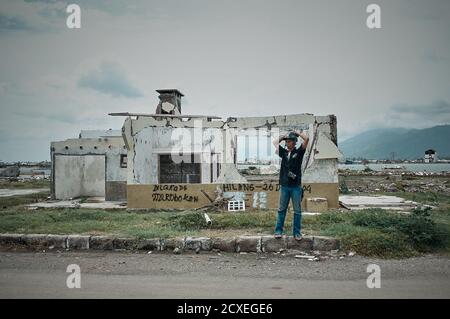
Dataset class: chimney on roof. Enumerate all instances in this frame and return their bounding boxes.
[155,89,184,115]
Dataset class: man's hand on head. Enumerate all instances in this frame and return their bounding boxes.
[273,134,288,152]
[293,129,309,150]
[294,129,308,140]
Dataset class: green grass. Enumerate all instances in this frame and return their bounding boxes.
[1,183,449,258]
[0,191,50,209]
[0,179,50,189]
[400,192,450,205]
[1,206,448,258]
[308,207,450,258]
[0,206,312,239]
[0,208,190,238]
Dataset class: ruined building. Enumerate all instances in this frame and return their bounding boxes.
[51,89,343,212]
[50,130,127,200]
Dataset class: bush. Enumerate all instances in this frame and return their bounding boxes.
[167,212,208,231]
[316,208,450,257]
[340,229,415,258]
[409,192,450,205]
[397,207,448,251]
[314,211,348,226]
[211,211,276,230]
[350,209,400,229]
[339,180,350,194]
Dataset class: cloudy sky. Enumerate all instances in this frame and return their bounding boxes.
[0,0,449,161]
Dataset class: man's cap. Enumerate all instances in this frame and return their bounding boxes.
[285,132,298,142]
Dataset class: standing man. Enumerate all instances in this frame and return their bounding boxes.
[273,129,309,240]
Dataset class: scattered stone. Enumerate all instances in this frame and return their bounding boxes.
[173,247,181,255]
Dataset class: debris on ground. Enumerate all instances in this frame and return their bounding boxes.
[339,195,419,212]
[339,173,450,194]
[26,198,126,210]
[294,255,316,259]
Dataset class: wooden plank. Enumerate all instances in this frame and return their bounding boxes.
[108,112,221,119]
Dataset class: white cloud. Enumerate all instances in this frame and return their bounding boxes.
[78,61,143,98]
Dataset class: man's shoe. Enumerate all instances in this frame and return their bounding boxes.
[274,233,282,239]
[294,234,303,241]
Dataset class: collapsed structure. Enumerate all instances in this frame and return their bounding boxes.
[51,89,343,212]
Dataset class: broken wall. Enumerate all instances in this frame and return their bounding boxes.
[51,137,127,200]
[127,182,339,210]
[54,155,105,199]
[122,118,233,185]
[122,113,342,210]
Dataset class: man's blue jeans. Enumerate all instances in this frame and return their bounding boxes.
[275,185,303,236]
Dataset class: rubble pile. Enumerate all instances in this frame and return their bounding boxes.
[340,175,450,194]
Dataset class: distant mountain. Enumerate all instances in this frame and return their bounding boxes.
[339,125,450,160]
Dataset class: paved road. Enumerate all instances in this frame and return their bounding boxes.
[0,249,449,298]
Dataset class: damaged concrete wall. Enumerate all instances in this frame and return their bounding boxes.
[54,155,105,199]
[120,112,342,210]
[122,118,233,185]
[302,159,338,183]
[127,182,339,210]
[51,137,127,200]
[122,113,341,185]
[105,150,127,201]
[229,114,341,177]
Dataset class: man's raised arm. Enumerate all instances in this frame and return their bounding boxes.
[273,134,286,154]
[294,129,309,150]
